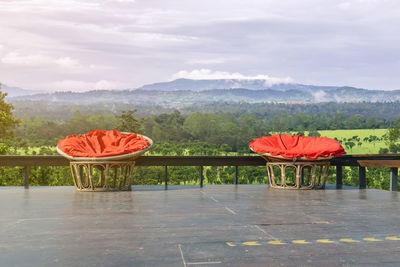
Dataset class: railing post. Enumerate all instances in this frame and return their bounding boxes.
[200,166,204,188]
[235,166,238,185]
[24,166,29,189]
[164,166,168,190]
[359,166,366,189]
[336,165,342,189]
[390,168,398,192]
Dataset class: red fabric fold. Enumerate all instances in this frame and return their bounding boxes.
[249,134,346,159]
[57,129,151,158]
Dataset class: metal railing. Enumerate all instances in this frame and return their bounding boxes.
[0,154,399,190]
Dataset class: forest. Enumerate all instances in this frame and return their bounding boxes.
[1,86,400,190]
[10,109,393,151]
[11,100,400,121]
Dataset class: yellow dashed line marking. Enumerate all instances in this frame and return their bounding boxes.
[386,236,400,241]
[292,240,312,244]
[242,241,262,246]
[226,235,400,247]
[267,240,287,245]
[340,238,360,243]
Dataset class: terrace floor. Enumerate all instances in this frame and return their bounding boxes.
[2,185,400,266]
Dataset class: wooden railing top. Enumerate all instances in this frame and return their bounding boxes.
[0,154,399,167]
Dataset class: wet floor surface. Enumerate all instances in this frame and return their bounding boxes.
[1,185,400,266]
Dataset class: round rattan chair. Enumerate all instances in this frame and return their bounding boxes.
[250,134,345,190]
[57,130,153,191]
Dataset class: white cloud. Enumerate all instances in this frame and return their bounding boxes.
[52,80,91,91]
[1,52,82,69]
[1,52,53,67]
[0,45,4,59]
[171,69,294,84]
[55,57,80,68]
[94,80,119,90]
[114,0,136,3]
[337,2,351,10]
[186,58,229,65]
[0,51,94,75]
[1,0,400,90]
[51,79,123,91]
[129,33,198,48]
[311,90,328,102]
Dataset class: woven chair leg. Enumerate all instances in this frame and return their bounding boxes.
[295,165,301,189]
[70,164,78,188]
[266,161,330,190]
[69,160,135,191]
[104,164,110,189]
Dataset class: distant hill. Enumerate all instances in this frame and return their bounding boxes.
[1,84,41,97]
[138,78,340,92]
[9,87,400,106]
[7,78,400,106]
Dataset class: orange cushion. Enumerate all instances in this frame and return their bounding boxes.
[57,129,150,158]
[249,134,346,159]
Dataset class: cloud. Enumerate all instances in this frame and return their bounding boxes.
[1,0,400,90]
[1,52,83,70]
[171,69,294,84]
[311,90,328,102]
[338,2,352,10]
[55,57,80,68]
[0,51,98,76]
[186,58,230,65]
[1,52,53,67]
[114,0,136,3]
[51,79,122,91]
[93,80,119,90]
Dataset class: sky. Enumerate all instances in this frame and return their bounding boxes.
[0,0,399,91]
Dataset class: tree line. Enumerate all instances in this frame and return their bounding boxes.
[11,100,400,121]
[9,109,395,153]
[2,84,400,189]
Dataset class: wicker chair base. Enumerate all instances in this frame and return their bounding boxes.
[266,161,330,190]
[70,160,135,191]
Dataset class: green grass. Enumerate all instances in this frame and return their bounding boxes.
[14,128,389,156]
[317,129,387,154]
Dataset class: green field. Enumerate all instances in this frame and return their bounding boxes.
[317,129,387,154]
[15,129,389,156]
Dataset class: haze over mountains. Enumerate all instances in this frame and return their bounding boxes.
[1,84,41,97]
[4,78,400,106]
[137,78,339,92]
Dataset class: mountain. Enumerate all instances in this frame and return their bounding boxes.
[1,84,41,97]
[9,87,400,106]
[138,78,339,92]
[7,78,400,106]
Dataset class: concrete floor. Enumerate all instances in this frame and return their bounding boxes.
[1,185,400,266]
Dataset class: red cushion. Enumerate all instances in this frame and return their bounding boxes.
[57,129,151,158]
[249,134,346,159]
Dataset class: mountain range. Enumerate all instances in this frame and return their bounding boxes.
[137,78,340,92]
[1,84,41,97]
[4,78,400,106]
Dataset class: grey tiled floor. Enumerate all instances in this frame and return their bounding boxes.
[1,185,400,266]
